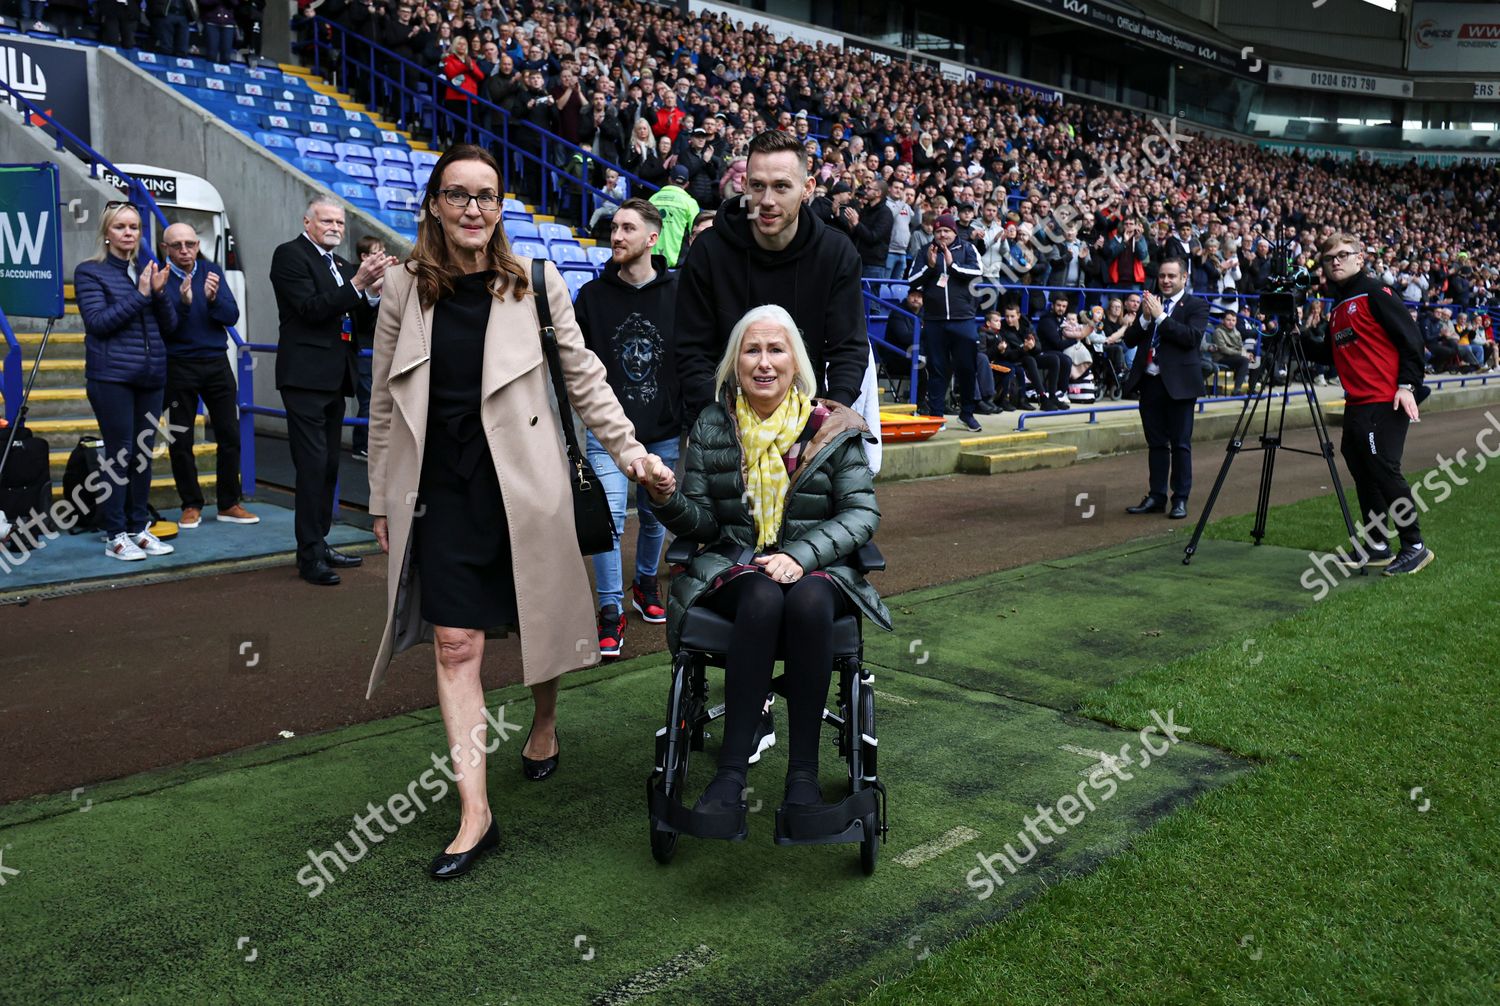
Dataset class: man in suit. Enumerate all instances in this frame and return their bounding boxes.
[1120,257,1208,519]
[270,198,395,585]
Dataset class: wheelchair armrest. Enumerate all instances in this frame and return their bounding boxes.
[665,539,699,567]
[853,542,886,573]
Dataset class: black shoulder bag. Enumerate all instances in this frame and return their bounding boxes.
[532,259,617,556]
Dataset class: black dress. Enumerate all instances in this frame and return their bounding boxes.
[413,271,518,629]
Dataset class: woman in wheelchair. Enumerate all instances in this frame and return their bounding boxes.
[646,304,892,833]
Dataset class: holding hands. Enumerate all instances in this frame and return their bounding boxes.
[630,454,677,504]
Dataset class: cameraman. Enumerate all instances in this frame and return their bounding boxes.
[1305,233,1434,576]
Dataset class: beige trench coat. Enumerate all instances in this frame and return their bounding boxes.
[364,257,646,698]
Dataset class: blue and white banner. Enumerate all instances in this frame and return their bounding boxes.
[0,163,65,319]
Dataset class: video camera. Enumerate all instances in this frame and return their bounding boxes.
[1260,227,1311,318]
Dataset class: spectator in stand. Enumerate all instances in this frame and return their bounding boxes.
[971,200,1004,282]
[158,222,259,530]
[1033,292,1078,407]
[507,67,554,200]
[149,0,195,57]
[46,0,88,38]
[885,178,913,281]
[847,178,894,280]
[990,304,1059,411]
[1105,218,1150,292]
[679,127,719,209]
[908,213,984,431]
[579,91,625,179]
[75,203,176,562]
[1208,311,1255,396]
[98,0,141,49]
[720,156,748,202]
[573,198,681,660]
[198,0,239,64]
[648,164,698,268]
[653,89,685,143]
[439,35,484,145]
[908,209,935,266]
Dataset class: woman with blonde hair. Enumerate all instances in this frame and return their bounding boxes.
[74,202,177,561]
[646,304,890,838]
[366,144,672,879]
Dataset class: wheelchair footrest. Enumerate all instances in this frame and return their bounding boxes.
[647,777,748,841]
[773,786,882,846]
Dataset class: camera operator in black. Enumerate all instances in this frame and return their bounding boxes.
[1303,233,1433,575]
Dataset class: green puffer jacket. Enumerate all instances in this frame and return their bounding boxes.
[655,394,893,653]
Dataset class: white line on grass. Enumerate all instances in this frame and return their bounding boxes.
[591,944,717,1005]
[895,826,981,868]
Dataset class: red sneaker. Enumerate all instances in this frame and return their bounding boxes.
[631,575,666,624]
[597,604,625,658]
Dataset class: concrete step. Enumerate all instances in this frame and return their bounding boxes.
[47,441,216,467]
[26,414,207,438]
[879,402,919,415]
[956,431,1051,449]
[958,443,1078,475]
[9,314,87,335]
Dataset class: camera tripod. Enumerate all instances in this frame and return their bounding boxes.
[1181,315,1360,565]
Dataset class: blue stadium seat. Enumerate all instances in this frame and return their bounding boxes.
[410,150,441,170]
[551,244,589,266]
[538,222,574,244]
[511,240,549,260]
[295,137,338,161]
[379,209,419,234]
[585,245,612,267]
[503,197,528,214]
[412,165,434,192]
[375,166,416,191]
[376,186,420,211]
[258,113,304,136]
[335,161,377,184]
[335,181,377,205]
[255,131,294,150]
[374,148,412,170]
[335,142,375,165]
[564,269,591,299]
[338,123,380,143]
[160,69,205,89]
[506,220,540,240]
[225,110,258,130]
[200,76,233,96]
[502,211,533,225]
[295,157,338,180]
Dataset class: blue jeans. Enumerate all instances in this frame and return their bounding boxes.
[585,431,680,612]
[861,263,886,280]
[203,23,237,64]
[21,0,44,21]
[885,252,908,280]
[86,379,164,538]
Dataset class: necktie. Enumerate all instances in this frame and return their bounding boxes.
[324,253,344,287]
[1149,297,1175,366]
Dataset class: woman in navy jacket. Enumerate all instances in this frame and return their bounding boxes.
[74,203,178,562]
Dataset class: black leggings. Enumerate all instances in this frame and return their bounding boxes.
[705,572,849,778]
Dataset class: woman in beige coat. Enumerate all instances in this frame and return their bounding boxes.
[366,145,672,879]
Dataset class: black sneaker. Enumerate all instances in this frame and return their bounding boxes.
[747,708,776,764]
[1383,544,1435,576]
[597,604,624,657]
[631,574,666,624]
[1338,542,1394,570]
[961,415,982,432]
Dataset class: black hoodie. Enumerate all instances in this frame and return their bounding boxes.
[674,195,869,426]
[574,253,681,444]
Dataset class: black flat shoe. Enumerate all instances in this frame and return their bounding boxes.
[780,769,825,809]
[298,560,341,586]
[1168,501,1189,519]
[521,726,559,781]
[323,545,364,568]
[691,773,749,840]
[1125,496,1167,514]
[428,815,498,879]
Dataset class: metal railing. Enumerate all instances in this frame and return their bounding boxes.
[308,16,655,223]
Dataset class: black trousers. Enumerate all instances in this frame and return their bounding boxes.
[99,8,138,47]
[164,355,243,511]
[1138,373,1194,503]
[1034,350,1069,395]
[924,320,978,419]
[280,387,345,567]
[1341,402,1421,548]
[705,573,850,777]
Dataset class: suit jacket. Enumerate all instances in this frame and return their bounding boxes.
[1122,290,1209,401]
[364,259,647,697]
[269,234,374,393]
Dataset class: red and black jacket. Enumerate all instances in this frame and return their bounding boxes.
[1305,272,1425,405]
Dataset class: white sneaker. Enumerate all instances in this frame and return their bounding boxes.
[106,533,147,561]
[133,529,175,556]
[1056,393,1071,406]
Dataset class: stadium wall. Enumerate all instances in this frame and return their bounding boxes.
[0,116,123,279]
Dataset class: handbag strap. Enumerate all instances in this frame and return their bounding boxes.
[532,259,587,474]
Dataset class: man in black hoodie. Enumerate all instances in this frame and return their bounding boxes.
[675,129,869,427]
[575,198,681,659]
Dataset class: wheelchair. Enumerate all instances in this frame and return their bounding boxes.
[647,539,889,875]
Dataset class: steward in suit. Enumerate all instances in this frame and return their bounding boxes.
[1121,257,1209,519]
[269,198,395,584]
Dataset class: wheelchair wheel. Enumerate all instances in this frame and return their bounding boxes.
[860,820,879,875]
[651,824,679,865]
[650,656,696,866]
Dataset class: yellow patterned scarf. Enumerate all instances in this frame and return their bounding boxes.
[736,386,812,550]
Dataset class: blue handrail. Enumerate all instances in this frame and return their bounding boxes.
[308,16,655,221]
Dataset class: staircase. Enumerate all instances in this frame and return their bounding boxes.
[957,431,1078,474]
[7,283,215,507]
